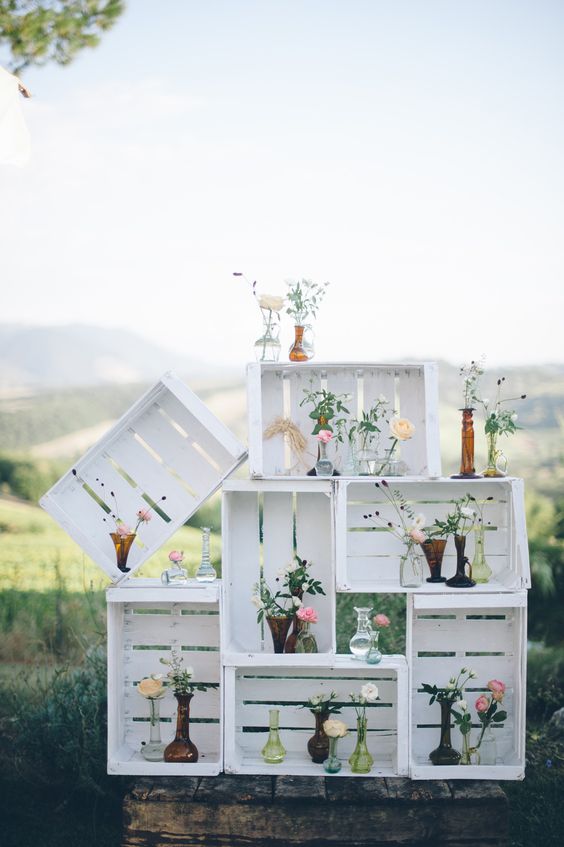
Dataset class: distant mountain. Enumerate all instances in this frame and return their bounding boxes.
[0,323,231,391]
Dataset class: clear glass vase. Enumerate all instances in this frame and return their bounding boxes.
[254,308,281,362]
[349,606,373,660]
[323,735,342,774]
[261,708,286,764]
[295,621,318,653]
[365,629,382,665]
[400,543,424,588]
[477,725,497,765]
[141,697,165,761]
[315,440,334,477]
[195,526,216,582]
[349,715,374,774]
[483,431,507,478]
[460,731,480,766]
[472,521,492,584]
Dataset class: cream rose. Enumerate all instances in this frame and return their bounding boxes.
[137,676,165,699]
[258,294,285,311]
[389,417,415,441]
[323,718,349,738]
[360,682,379,702]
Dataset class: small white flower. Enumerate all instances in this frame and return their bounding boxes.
[413,513,426,528]
[469,670,478,679]
[446,682,456,690]
[286,561,298,573]
[378,394,387,403]
[360,682,379,702]
[292,596,302,607]
[482,398,489,407]
[301,582,309,591]
[460,507,475,518]
[461,667,468,674]
[250,595,264,609]
[310,695,321,706]
[276,568,287,578]
[458,699,468,711]
[511,413,518,421]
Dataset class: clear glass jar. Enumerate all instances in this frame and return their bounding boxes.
[349,606,373,659]
[315,440,333,477]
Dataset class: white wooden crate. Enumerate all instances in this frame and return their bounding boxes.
[224,656,408,776]
[247,362,441,478]
[407,592,527,780]
[221,479,336,659]
[40,372,247,582]
[335,478,530,593]
[107,581,223,775]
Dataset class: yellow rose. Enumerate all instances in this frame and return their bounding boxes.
[137,677,164,699]
[389,417,415,441]
[258,294,285,311]
[323,718,349,738]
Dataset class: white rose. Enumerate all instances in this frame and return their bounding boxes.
[389,417,415,441]
[378,394,387,403]
[292,596,302,607]
[258,294,285,311]
[446,682,456,690]
[286,561,298,573]
[310,695,321,706]
[461,507,475,518]
[323,718,349,739]
[469,670,478,679]
[458,700,468,711]
[250,595,264,609]
[301,582,309,591]
[360,683,379,702]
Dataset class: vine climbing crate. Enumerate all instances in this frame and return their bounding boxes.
[407,592,527,780]
[247,362,441,478]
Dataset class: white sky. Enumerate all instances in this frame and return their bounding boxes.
[2,0,563,366]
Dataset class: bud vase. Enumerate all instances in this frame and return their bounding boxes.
[110,532,136,573]
[460,731,480,766]
[323,735,342,774]
[483,431,507,478]
[421,539,447,583]
[261,708,286,763]
[266,615,293,653]
[365,629,382,665]
[141,697,165,761]
[315,440,334,477]
[164,693,198,763]
[472,522,492,584]
[307,710,330,763]
[446,535,476,588]
[196,526,216,582]
[400,543,424,588]
[349,606,373,660]
[477,725,497,765]
[349,715,374,774]
[254,308,281,362]
[452,408,482,478]
[429,700,461,766]
[289,324,312,362]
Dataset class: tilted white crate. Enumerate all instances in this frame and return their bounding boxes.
[407,592,527,780]
[247,362,441,478]
[335,478,530,593]
[107,581,223,775]
[221,479,336,660]
[224,656,408,777]
[40,371,247,582]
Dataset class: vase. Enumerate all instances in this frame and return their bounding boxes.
[141,697,165,761]
[266,615,293,653]
[289,324,312,362]
[429,700,461,766]
[284,588,304,653]
[110,531,136,573]
[295,621,318,653]
[323,735,342,774]
[421,539,447,583]
[451,408,482,479]
[349,606,373,660]
[446,535,476,588]
[477,725,497,765]
[349,715,374,774]
[460,731,480,766]
[472,522,492,584]
[307,710,330,763]
[164,693,198,763]
[195,526,216,582]
[365,629,382,665]
[261,708,286,763]
[254,308,281,362]
[355,432,379,475]
[483,431,507,478]
[400,544,424,588]
[315,440,334,477]
[161,564,188,585]
[374,453,407,477]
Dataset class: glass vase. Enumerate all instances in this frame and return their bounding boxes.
[295,621,318,653]
[483,431,507,478]
[429,700,461,766]
[315,440,334,477]
[307,710,330,764]
[365,629,382,665]
[195,526,216,582]
[261,708,286,763]
[289,324,312,362]
[451,408,482,479]
[349,606,373,660]
[348,715,374,774]
[266,615,293,653]
[164,693,199,763]
[421,538,447,583]
[460,731,480,766]
[477,725,497,765]
[254,308,281,362]
[446,535,476,588]
[161,564,188,585]
[400,544,424,588]
[110,531,136,573]
[472,521,492,584]
[284,588,304,653]
[141,697,165,761]
[323,735,342,774]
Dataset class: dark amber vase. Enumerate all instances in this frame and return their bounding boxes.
[451,409,482,479]
[289,325,310,362]
[110,532,136,573]
[429,700,461,766]
[446,535,476,588]
[284,589,304,653]
[421,539,447,583]
[266,616,293,653]
[164,693,199,763]
[307,710,330,764]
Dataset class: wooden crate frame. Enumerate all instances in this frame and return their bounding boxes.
[407,592,527,780]
[335,478,530,593]
[221,479,336,660]
[107,581,223,775]
[247,362,441,478]
[224,656,408,777]
[40,372,247,582]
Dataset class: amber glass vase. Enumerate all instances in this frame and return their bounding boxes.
[284,590,304,653]
[289,325,311,362]
[451,409,482,479]
[307,710,330,763]
[110,532,136,573]
[429,700,461,766]
[445,535,476,588]
[266,616,293,653]
[164,693,199,763]
[421,539,447,583]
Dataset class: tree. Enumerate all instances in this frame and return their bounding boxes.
[0,0,124,74]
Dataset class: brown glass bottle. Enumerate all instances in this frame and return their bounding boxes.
[451,409,482,479]
[164,693,199,763]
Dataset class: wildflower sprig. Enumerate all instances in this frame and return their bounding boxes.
[473,376,527,438]
[429,493,476,539]
[422,667,477,705]
[160,650,219,696]
[286,278,329,322]
[300,386,350,438]
[301,690,342,716]
[459,360,484,409]
[363,480,426,548]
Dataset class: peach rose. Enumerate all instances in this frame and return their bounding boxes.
[323,718,349,738]
[117,523,133,536]
[258,294,285,311]
[137,676,165,699]
[168,550,184,563]
[389,417,415,441]
[409,527,426,544]
[475,694,489,713]
[487,679,506,701]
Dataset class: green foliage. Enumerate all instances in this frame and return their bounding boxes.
[285,278,329,322]
[335,593,406,655]
[0,0,125,73]
[0,453,65,502]
[300,386,350,437]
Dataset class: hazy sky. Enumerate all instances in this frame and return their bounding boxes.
[2,0,563,367]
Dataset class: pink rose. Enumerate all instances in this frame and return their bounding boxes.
[317,429,333,444]
[297,606,318,624]
[409,528,426,544]
[373,613,390,628]
[137,509,152,523]
[487,679,506,701]
[475,695,489,713]
[117,523,132,536]
[168,550,184,563]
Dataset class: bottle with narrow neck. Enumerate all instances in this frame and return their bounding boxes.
[349,607,373,659]
[195,526,216,582]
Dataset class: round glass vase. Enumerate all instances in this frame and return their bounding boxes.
[323,736,342,774]
[429,700,461,766]
[254,308,281,362]
[164,693,199,763]
[295,621,318,653]
[445,535,476,588]
[451,408,482,479]
[307,710,330,764]
[483,431,508,478]
[400,544,424,588]
[141,697,165,762]
[261,708,286,764]
[472,522,492,584]
[348,715,374,774]
[110,531,136,573]
[365,629,382,665]
[349,607,373,660]
[315,440,334,477]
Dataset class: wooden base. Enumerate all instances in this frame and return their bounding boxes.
[123,775,509,846]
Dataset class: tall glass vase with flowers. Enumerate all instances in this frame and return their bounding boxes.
[348,683,379,773]
[286,278,329,361]
[160,651,219,763]
[301,691,342,764]
[348,395,393,475]
[373,417,415,476]
[300,385,350,475]
[363,480,425,588]
[233,272,284,362]
[451,360,484,478]
[137,674,167,761]
[474,679,507,765]
[473,377,527,478]
[422,667,477,765]
[282,554,326,653]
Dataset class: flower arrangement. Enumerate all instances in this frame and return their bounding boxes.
[363,480,426,549]
[430,494,476,539]
[302,690,342,716]
[348,395,393,455]
[279,554,326,599]
[285,278,329,323]
[350,683,380,720]
[421,667,477,705]
[234,272,285,362]
[160,650,219,696]
[475,679,507,746]
[300,385,350,438]
[251,577,298,621]
[73,469,167,538]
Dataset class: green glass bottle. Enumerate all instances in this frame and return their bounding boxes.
[261,708,286,764]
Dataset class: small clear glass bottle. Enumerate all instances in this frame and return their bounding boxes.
[315,440,333,477]
[349,607,373,660]
[140,697,165,761]
[195,527,216,582]
[365,629,382,665]
[261,708,286,764]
